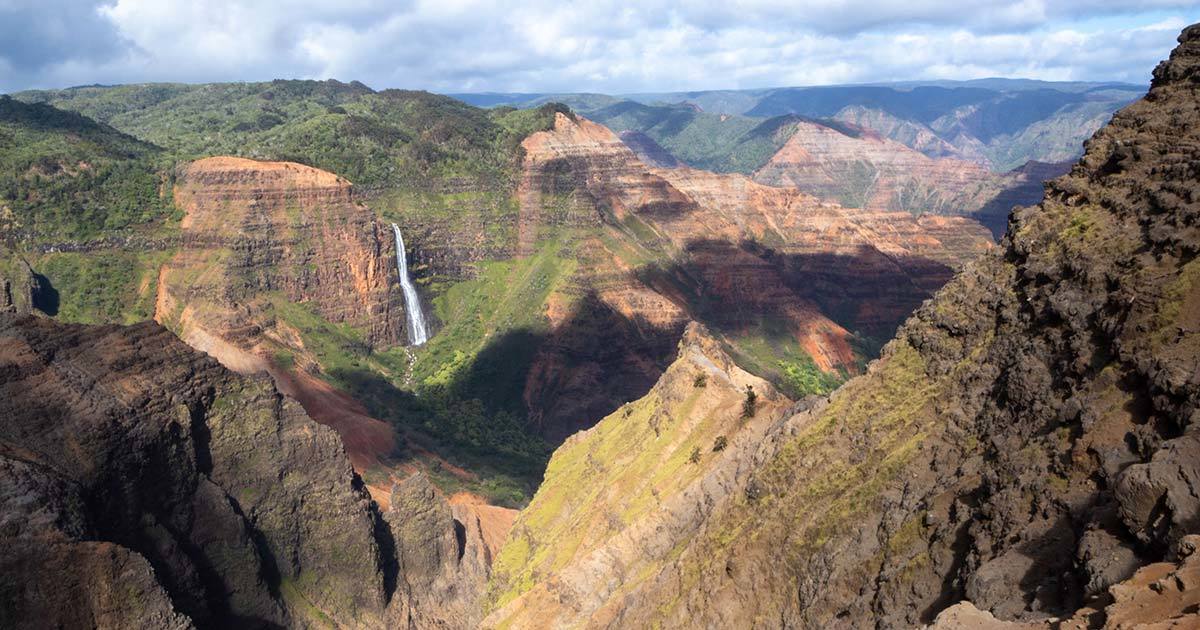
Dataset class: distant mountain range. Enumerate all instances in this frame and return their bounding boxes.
[452,79,1143,174]
[5,28,1200,630]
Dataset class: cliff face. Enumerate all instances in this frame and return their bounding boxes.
[752,118,1068,237]
[753,118,995,210]
[160,156,405,353]
[511,113,993,438]
[0,315,386,627]
[511,111,992,438]
[484,24,1200,629]
[0,314,498,629]
[648,164,993,337]
[155,156,408,478]
[523,113,994,337]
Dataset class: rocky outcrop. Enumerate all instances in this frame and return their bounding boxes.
[155,157,410,479]
[387,474,503,628]
[485,322,792,627]
[485,23,1200,629]
[928,535,1200,629]
[752,117,1063,236]
[0,256,42,315]
[511,112,993,438]
[0,314,501,629]
[160,156,406,351]
[0,315,389,627]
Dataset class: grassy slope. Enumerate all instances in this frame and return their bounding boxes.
[17,81,561,190]
[487,338,777,614]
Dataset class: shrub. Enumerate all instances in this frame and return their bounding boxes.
[693,373,708,388]
[712,435,728,452]
[741,384,757,419]
[688,446,702,464]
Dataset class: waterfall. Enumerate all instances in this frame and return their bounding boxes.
[391,223,430,346]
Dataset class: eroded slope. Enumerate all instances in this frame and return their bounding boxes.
[484,23,1200,629]
[510,112,993,435]
[0,314,503,629]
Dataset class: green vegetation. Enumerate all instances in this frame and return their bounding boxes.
[718,318,849,399]
[17,82,567,191]
[412,231,578,399]
[584,101,798,173]
[0,83,586,502]
[27,250,168,323]
[0,96,177,241]
[0,79,868,507]
[265,295,549,506]
[777,356,844,398]
[741,384,758,418]
[488,366,733,612]
[256,233,583,504]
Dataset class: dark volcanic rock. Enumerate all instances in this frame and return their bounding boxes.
[0,315,388,627]
[482,23,1200,629]
[0,315,490,629]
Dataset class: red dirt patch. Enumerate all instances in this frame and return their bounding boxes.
[268,366,395,473]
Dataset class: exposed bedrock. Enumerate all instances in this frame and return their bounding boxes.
[0,315,496,629]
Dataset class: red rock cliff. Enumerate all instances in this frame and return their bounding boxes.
[513,113,993,438]
[156,156,406,477]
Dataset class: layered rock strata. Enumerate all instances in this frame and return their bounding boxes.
[155,156,408,475]
[485,23,1200,629]
[511,110,993,437]
[160,156,405,351]
[753,117,1071,237]
[0,314,497,629]
[485,322,792,627]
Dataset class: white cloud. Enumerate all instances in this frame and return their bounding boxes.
[0,0,1196,93]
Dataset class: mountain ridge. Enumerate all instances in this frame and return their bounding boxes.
[477,23,1200,628]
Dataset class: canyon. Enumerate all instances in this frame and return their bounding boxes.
[514,110,993,438]
[750,117,1072,238]
[79,100,995,489]
[1,23,1198,630]
[485,25,1200,628]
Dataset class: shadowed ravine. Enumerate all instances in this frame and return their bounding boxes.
[2,25,1198,630]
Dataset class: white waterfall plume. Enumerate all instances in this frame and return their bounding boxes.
[391,223,429,346]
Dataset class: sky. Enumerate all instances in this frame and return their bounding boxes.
[1,1,1198,95]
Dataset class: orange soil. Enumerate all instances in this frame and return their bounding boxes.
[268,366,395,473]
[451,492,519,555]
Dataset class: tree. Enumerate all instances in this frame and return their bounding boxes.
[741,384,757,419]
